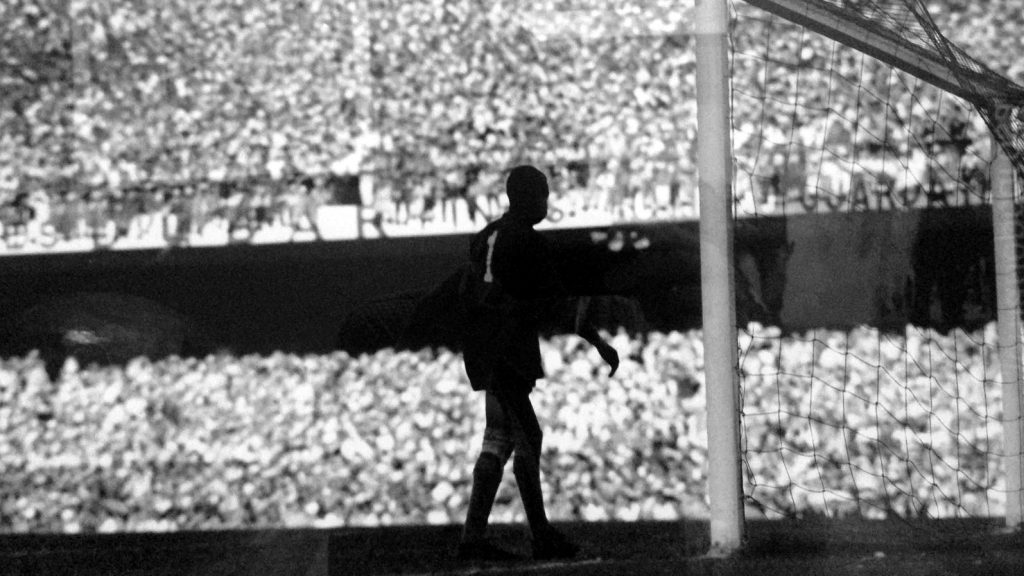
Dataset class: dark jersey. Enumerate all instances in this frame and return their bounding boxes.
[461,214,568,392]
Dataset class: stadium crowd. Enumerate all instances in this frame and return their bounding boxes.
[0,326,1004,533]
[2,0,1019,253]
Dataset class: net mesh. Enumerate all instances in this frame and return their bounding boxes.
[730,0,1022,520]
[756,0,1024,182]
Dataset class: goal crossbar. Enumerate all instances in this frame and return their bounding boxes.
[742,0,1024,107]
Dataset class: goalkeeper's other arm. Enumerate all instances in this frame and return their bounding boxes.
[572,296,619,377]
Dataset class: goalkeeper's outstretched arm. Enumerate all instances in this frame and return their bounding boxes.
[570,296,620,377]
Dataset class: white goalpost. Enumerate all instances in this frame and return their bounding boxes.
[992,141,1024,530]
[694,0,745,554]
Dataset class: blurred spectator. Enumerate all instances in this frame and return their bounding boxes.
[292,176,324,241]
[108,190,134,244]
[84,190,109,247]
[1,192,34,249]
[166,186,194,247]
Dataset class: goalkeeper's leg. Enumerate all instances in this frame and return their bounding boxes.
[490,375,578,560]
[462,391,513,543]
[458,391,518,561]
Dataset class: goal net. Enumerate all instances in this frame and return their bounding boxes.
[728,0,1024,526]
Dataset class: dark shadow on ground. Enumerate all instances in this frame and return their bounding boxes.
[0,518,1021,576]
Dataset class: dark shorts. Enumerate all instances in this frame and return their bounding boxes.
[479,366,542,462]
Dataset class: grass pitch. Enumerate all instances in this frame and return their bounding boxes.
[2,518,1021,575]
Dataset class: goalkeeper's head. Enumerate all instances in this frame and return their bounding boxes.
[506,165,549,225]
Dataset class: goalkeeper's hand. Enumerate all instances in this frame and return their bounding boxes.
[595,340,619,377]
[576,321,619,377]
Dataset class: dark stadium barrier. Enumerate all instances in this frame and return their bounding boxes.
[0,206,999,363]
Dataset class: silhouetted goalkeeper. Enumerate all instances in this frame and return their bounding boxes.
[455,165,619,562]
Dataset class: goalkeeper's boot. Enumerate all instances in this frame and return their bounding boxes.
[531,526,579,561]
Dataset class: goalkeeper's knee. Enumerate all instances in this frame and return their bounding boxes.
[473,451,504,482]
[481,428,514,465]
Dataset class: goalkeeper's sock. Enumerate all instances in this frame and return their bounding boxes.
[513,449,549,540]
[462,452,504,543]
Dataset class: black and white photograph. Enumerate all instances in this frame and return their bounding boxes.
[1,1,1023,574]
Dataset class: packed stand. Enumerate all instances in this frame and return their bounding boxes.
[3,1,1019,253]
[0,325,1004,533]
